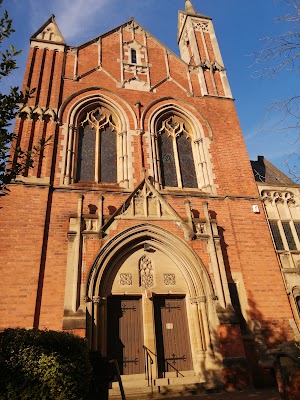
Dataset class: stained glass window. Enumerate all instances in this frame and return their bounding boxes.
[158,132,177,187]
[100,126,117,183]
[76,107,117,183]
[76,123,95,182]
[177,134,197,188]
[157,115,197,188]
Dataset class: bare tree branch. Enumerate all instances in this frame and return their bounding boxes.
[252,0,300,179]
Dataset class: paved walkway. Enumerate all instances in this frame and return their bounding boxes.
[158,389,281,400]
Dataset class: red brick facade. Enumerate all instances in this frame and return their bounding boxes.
[0,5,295,388]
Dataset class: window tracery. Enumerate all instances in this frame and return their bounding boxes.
[76,107,118,183]
[157,115,197,188]
[62,98,130,188]
[262,189,300,252]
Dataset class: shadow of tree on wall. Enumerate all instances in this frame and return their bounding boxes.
[212,211,289,388]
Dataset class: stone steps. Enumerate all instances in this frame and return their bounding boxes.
[109,372,206,399]
[109,388,281,400]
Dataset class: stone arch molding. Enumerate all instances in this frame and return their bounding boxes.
[141,100,216,193]
[58,90,136,188]
[86,224,218,374]
[85,224,219,367]
[86,224,217,349]
[87,224,215,300]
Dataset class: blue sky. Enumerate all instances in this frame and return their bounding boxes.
[2,0,299,177]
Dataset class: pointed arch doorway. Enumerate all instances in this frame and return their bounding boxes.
[87,224,215,378]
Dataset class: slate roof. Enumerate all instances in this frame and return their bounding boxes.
[251,156,296,185]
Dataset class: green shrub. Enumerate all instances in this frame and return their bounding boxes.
[0,328,92,400]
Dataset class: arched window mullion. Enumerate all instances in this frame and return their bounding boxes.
[190,138,201,188]
[173,136,182,188]
[95,126,100,183]
[193,138,206,188]
[152,133,161,188]
[122,131,128,185]
[118,131,124,184]
[198,139,210,188]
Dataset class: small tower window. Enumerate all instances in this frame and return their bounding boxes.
[131,49,137,64]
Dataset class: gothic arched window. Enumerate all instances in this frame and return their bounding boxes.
[157,115,197,188]
[76,107,117,183]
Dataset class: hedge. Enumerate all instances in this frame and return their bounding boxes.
[0,328,92,400]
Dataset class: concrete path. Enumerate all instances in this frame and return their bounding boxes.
[158,389,281,400]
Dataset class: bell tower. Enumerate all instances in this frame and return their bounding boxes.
[178,0,232,97]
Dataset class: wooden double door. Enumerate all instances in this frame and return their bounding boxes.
[107,297,144,375]
[107,296,192,376]
[154,297,193,376]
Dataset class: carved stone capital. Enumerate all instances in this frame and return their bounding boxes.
[194,138,203,144]
[213,236,221,245]
[191,296,207,304]
[92,296,101,304]
[67,231,77,241]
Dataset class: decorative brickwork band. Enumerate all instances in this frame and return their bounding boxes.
[192,22,209,32]
[19,105,57,122]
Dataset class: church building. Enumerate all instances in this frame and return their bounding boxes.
[1,0,299,392]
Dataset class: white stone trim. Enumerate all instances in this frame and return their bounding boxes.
[87,223,218,357]
[59,93,136,188]
[144,102,215,193]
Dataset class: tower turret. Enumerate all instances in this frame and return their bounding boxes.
[185,0,196,14]
[178,1,232,97]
